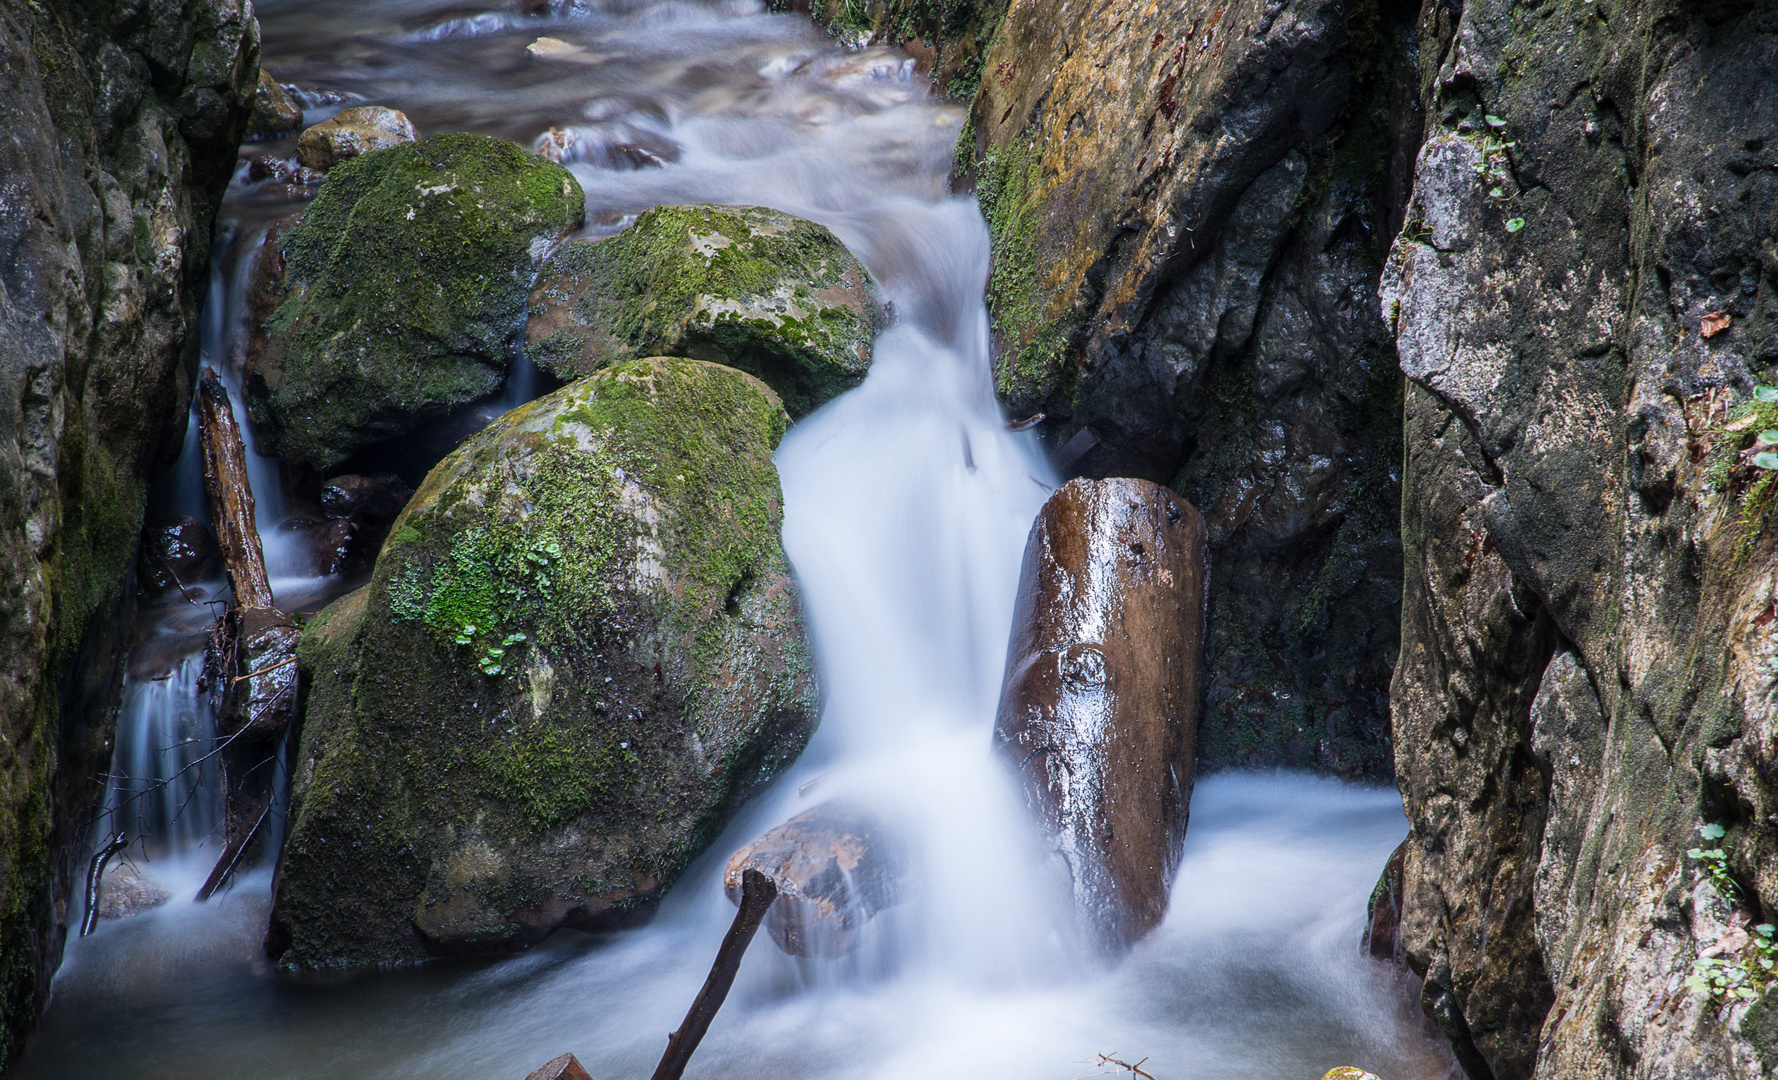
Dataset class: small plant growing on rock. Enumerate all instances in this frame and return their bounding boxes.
[1690,823,1741,902]
[1471,124,1525,232]
[1684,824,1778,1003]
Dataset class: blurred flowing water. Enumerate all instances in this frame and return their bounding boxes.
[17,2,1451,1078]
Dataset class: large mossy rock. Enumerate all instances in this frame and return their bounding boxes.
[246,133,585,471]
[268,357,818,968]
[525,205,877,417]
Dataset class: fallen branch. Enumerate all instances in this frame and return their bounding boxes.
[196,798,272,901]
[649,868,778,1080]
[1095,1054,1157,1080]
[197,368,274,609]
[80,832,129,937]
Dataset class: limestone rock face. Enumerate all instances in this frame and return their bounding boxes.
[0,0,255,1067]
[1381,0,1778,1076]
[963,0,1415,778]
[268,358,818,969]
[294,105,415,170]
[723,801,906,959]
[993,477,1207,952]
[245,133,584,470]
[526,205,877,417]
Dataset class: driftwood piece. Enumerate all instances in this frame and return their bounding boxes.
[524,1054,594,1080]
[195,368,298,898]
[649,868,778,1080]
[80,832,129,937]
[197,367,273,609]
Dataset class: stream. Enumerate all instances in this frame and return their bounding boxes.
[16,2,1450,1078]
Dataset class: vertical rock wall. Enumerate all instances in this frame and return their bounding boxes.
[1383,0,1778,1075]
[962,0,1423,775]
[0,0,255,1067]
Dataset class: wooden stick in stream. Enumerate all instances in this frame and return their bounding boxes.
[197,368,274,610]
[649,868,779,1080]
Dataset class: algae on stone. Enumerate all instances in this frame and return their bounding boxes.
[526,205,877,417]
[246,132,585,470]
[269,357,818,969]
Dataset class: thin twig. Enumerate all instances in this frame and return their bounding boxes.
[1095,1054,1157,1080]
[228,655,296,685]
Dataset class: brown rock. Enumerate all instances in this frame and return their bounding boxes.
[246,70,303,140]
[97,862,172,921]
[319,473,413,525]
[295,106,417,171]
[993,477,1207,952]
[723,801,906,959]
[523,1053,593,1080]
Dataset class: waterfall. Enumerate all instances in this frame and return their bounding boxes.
[20,4,1448,1078]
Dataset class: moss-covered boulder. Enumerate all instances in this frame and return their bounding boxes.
[526,205,878,417]
[267,357,818,969]
[246,133,585,471]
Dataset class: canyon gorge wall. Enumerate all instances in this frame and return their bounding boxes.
[0,0,255,1068]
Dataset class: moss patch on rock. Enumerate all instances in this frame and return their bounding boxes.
[526,205,877,417]
[269,358,817,969]
[246,133,585,470]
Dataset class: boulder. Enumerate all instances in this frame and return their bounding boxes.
[268,357,818,968]
[246,70,303,141]
[245,133,585,470]
[294,105,416,170]
[993,477,1207,952]
[723,801,906,958]
[137,517,222,598]
[319,473,413,525]
[526,205,878,417]
[96,862,172,921]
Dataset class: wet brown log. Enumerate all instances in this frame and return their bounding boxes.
[993,476,1207,952]
[197,368,274,609]
[650,868,777,1080]
[723,801,905,958]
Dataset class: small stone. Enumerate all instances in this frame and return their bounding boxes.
[724,801,906,958]
[97,862,172,921]
[296,106,417,171]
[523,1053,593,1080]
[1320,1069,1383,1080]
[246,70,304,140]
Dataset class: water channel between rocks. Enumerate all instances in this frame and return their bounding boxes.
[18,2,1449,1077]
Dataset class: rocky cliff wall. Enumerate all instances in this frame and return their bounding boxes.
[0,0,255,1068]
[1382,0,1778,1075]
[960,0,1422,775]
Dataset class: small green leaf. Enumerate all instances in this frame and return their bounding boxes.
[1759,430,1778,445]
[1484,115,1507,129]
[1489,186,1505,198]
[1506,217,1526,233]
[1701,823,1728,840]
[1756,385,1778,403]
[1755,451,1778,470]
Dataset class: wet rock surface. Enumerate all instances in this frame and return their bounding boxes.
[962,0,1415,777]
[527,205,878,418]
[0,0,255,1066]
[138,518,223,599]
[993,477,1207,952]
[245,133,584,470]
[95,863,172,921]
[723,801,906,959]
[269,358,817,968]
[246,70,303,141]
[1381,0,1778,1076]
[294,105,415,170]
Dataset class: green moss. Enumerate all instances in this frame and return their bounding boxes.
[479,725,640,829]
[972,135,1074,410]
[251,133,585,469]
[528,205,874,417]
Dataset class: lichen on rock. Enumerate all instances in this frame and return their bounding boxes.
[526,204,878,417]
[268,357,818,969]
[246,132,585,471]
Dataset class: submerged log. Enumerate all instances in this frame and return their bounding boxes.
[723,801,905,958]
[196,368,298,896]
[649,869,777,1080]
[993,476,1207,952]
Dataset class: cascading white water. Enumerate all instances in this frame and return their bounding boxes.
[18,4,1454,1078]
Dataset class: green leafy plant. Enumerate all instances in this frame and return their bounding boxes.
[1472,129,1524,234]
[1690,823,1741,902]
[1687,924,1778,1002]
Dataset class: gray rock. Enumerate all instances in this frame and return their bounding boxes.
[268,358,818,969]
[97,863,172,921]
[246,70,303,141]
